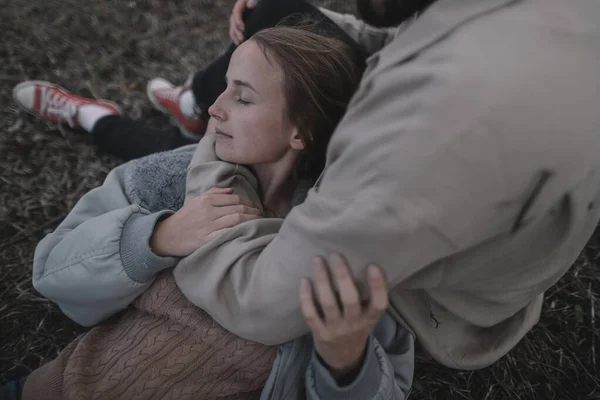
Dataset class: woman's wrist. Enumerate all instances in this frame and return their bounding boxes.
[150,218,173,257]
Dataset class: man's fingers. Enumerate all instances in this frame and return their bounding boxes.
[365,265,389,321]
[232,0,246,19]
[236,29,245,45]
[313,257,342,323]
[229,24,238,45]
[229,0,246,45]
[212,212,261,230]
[328,253,361,319]
[229,20,244,45]
[299,278,325,335]
[234,15,245,33]
[232,0,246,32]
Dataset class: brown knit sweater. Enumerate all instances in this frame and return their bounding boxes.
[23,271,276,400]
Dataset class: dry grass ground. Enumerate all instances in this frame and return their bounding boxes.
[0,0,598,398]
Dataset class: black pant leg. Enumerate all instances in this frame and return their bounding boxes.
[92,115,196,161]
[192,0,366,114]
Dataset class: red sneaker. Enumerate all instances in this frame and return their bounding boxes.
[12,80,121,129]
[146,77,205,140]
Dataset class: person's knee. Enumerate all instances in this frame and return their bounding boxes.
[244,0,315,33]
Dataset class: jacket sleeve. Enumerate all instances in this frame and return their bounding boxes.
[318,7,397,55]
[32,164,179,326]
[305,315,414,400]
[173,45,508,345]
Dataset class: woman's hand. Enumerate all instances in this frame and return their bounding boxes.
[229,0,258,45]
[300,254,389,381]
[150,187,262,257]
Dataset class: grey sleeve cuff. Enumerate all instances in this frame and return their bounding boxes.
[120,210,179,283]
[308,336,382,400]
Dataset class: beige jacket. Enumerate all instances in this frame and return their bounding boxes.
[173,0,600,369]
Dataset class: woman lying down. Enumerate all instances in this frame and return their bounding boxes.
[20,27,414,399]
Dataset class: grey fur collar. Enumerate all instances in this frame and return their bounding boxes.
[124,149,192,212]
[124,147,312,213]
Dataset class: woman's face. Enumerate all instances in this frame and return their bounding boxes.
[208,40,303,166]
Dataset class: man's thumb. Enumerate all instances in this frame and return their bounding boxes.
[247,0,258,8]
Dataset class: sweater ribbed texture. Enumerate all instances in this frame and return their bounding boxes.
[24,272,275,400]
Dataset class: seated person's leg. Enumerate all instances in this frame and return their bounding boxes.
[12,81,193,162]
[92,115,196,161]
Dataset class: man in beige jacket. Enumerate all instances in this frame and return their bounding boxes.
[175,0,600,369]
[32,0,600,373]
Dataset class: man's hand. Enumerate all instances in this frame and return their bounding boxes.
[229,0,258,45]
[150,187,262,257]
[300,254,389,381]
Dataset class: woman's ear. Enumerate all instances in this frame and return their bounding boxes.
[289,127,306,151]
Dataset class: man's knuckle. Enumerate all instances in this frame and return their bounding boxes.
[304,312,318,323]
[378,296,390,309]
[345,298,360,309]
[322,303,338,313]
[299,296,310,308]
[318,331,330,341]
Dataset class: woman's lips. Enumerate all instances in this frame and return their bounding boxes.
[215,128,232,138]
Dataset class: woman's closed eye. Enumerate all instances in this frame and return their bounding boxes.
[235,96,251,106]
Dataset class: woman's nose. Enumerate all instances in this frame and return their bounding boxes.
[208,95,227,122]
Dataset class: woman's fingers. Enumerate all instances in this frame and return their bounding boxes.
[207,192,257,208]
[365,265,389,321]
[211,204,262,220]
[205,187,233,195]
[206,226,232,241]
[211,211,261,231]
[313,257,342,324]
[329,253,361,319]
[299,278,325,335]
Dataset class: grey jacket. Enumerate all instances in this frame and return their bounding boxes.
[32,140,414,399]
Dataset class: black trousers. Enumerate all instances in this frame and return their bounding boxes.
[93,0,366,161]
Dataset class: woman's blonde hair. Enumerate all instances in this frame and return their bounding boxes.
[251,25,360,181]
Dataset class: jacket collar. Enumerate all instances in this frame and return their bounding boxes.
[374,0,521,71]
[314,0,521,188]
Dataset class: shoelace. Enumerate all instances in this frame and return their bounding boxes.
[40,87,78,127]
